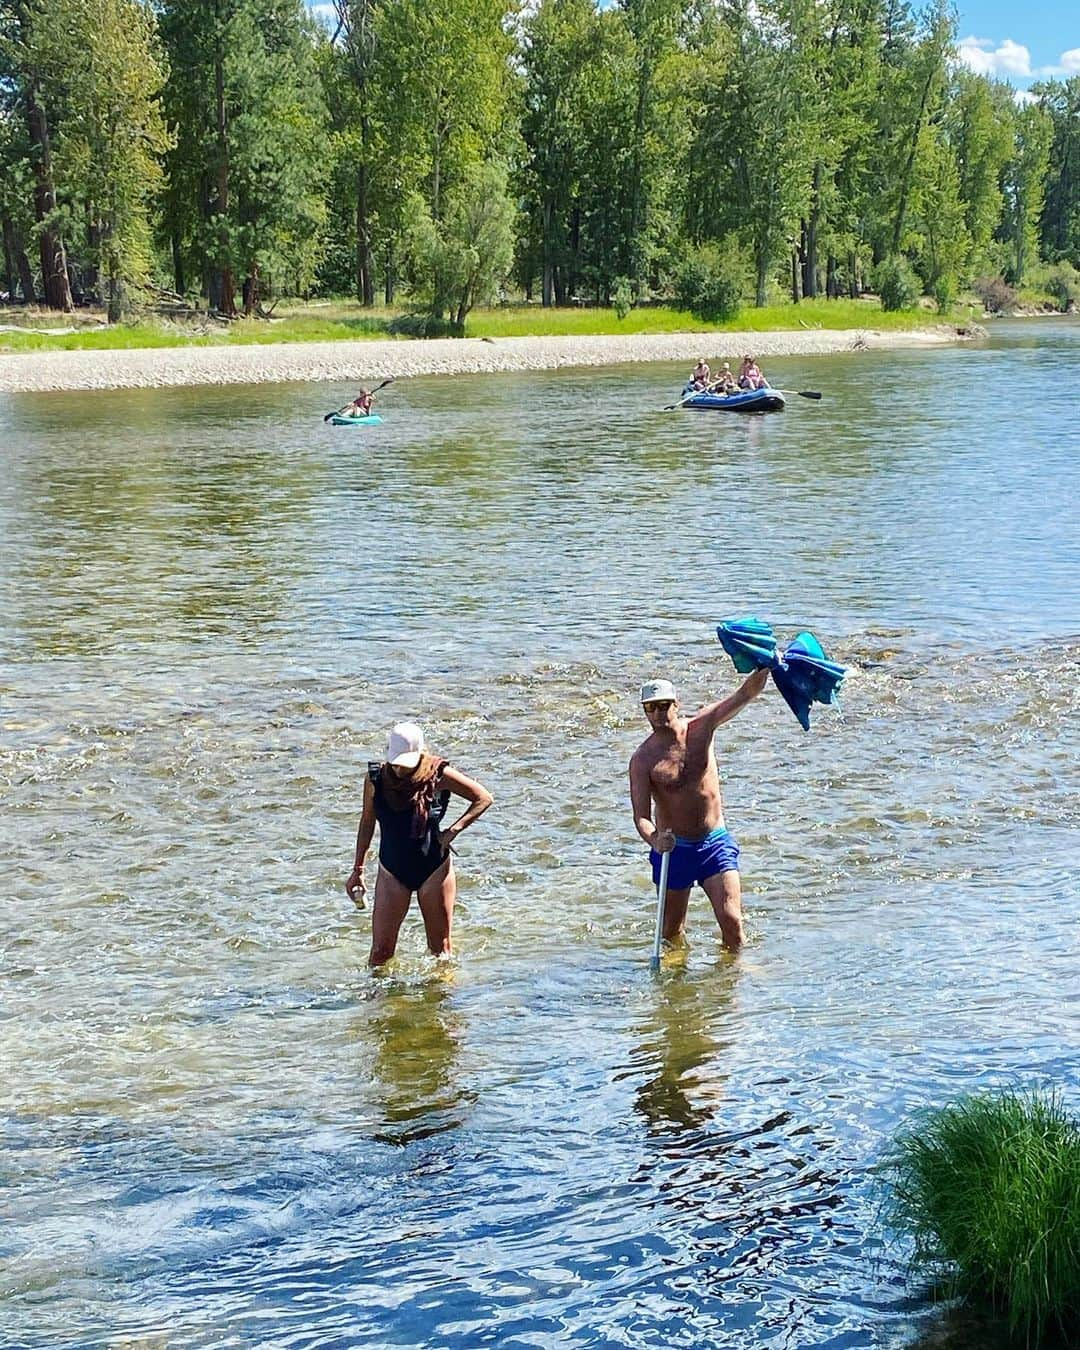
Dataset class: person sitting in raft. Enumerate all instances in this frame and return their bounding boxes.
[738,355,768,390]
[344,388,375,417]
[688,358,711,391]
[710,362,737,395]
[345,722,493,966]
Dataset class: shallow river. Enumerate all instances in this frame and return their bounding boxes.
[1,319,1077,1349]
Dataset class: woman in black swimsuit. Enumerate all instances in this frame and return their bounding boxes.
[345,722,493,966]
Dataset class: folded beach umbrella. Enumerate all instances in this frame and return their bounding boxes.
[716,616,781,673]
[770,631,847,731]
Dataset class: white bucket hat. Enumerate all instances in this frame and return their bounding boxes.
[640,679,677,705]
[386,721,424,768]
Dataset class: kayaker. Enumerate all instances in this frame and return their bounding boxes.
[629,672,769,952]
[346,722,493,966]
[738,355,768,390]
[344,388,375,417]
[689,358,711,391]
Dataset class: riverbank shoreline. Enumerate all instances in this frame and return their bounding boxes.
[0,323,982,393]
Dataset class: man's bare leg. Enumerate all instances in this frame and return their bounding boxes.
[660,885,692,943]
[369,866,413,966]
[701,869,744,951]
[416,858,455,957]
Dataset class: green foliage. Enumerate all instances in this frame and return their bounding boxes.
[1044,262,1080,311]
[874,256,921,311]
[612,275,632,320]
[948,72,1014,274]
[1002,102,1053,286]
[33,0,171,319]
[972,274,1017,313]
[1035,76,1080,269]
[673,244,743,322]
[386,312,459,338]
[0,0,1068,320]
[402,159,516,328]
[883,1089,1080,1345]
[158,0,328,312]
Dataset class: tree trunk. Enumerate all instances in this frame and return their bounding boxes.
[212,55,236,317]
[107,271,122,324]
[755,252,768,307]
[243,266,259,316]
[791,248,800,303]
[2,217,15,301]
[384,242,396,305]
[24,76,73,312]
[542,197,555,307]
[628,53,651,297]
[849,249,858,299]
[891,63,936,256]
[85,211,101,299]
[826,254,838,298]
[356,162,375,306]
[2,215,35,302]
[802,165,821,298]
[171,230,185,296]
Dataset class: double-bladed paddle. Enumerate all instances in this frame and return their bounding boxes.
[323,375,396,422]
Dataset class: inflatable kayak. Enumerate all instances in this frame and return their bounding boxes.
[681,387,785,413]
[330,413,383,426]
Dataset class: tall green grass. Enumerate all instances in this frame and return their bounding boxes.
[884,1089,1080,1345]
[0,296,972,354]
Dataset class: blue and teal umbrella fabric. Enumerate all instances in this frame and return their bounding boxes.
[715,616,781,673]
[716,617,846,729]
[770,631,846,730]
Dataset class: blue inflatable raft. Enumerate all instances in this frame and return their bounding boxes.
[681,387,785,413]
[330,413,383,426]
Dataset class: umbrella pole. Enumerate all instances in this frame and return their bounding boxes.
[650,849,671,971]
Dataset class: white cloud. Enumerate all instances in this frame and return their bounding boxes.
[1013,88,1039,106]
[956,36,1033,78]
[1036,47,1080,77]
[957,35,1080,82]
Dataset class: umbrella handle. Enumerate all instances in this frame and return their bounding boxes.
[650,849,671,971]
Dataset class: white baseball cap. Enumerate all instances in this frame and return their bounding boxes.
[640,679,677,704]
[386,721,424,768]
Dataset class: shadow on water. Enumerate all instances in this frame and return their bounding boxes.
[632,962,736,1136]
[351,975,476,1146]
[903,1298,1028,1350]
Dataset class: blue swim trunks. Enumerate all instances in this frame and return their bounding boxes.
[650,827,740,890]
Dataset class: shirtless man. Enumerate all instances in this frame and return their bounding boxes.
[629,673,769,951]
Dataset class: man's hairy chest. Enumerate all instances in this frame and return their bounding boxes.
[648,744,712,791]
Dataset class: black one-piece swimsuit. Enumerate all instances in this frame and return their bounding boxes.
[369,762,451,890]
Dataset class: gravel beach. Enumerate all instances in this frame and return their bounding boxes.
[0,324,979,393]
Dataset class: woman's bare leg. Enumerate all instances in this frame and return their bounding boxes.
[369,866,413,966]
[416,858,455,956]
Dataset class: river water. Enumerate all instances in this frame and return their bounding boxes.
[1,319,1077,1349]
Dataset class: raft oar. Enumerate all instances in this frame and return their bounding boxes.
[663,383,717,411]
[774,388,822,400]
[650,848,671,971]
[322,375,395,422]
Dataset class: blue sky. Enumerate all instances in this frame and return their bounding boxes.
[308,2,1078,92]
[956,0,1079,89]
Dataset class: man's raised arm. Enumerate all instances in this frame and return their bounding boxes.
[693,668,769,733]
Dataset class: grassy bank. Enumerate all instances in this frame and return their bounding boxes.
[0,297,973,355]
[884,1089,1080,1346]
